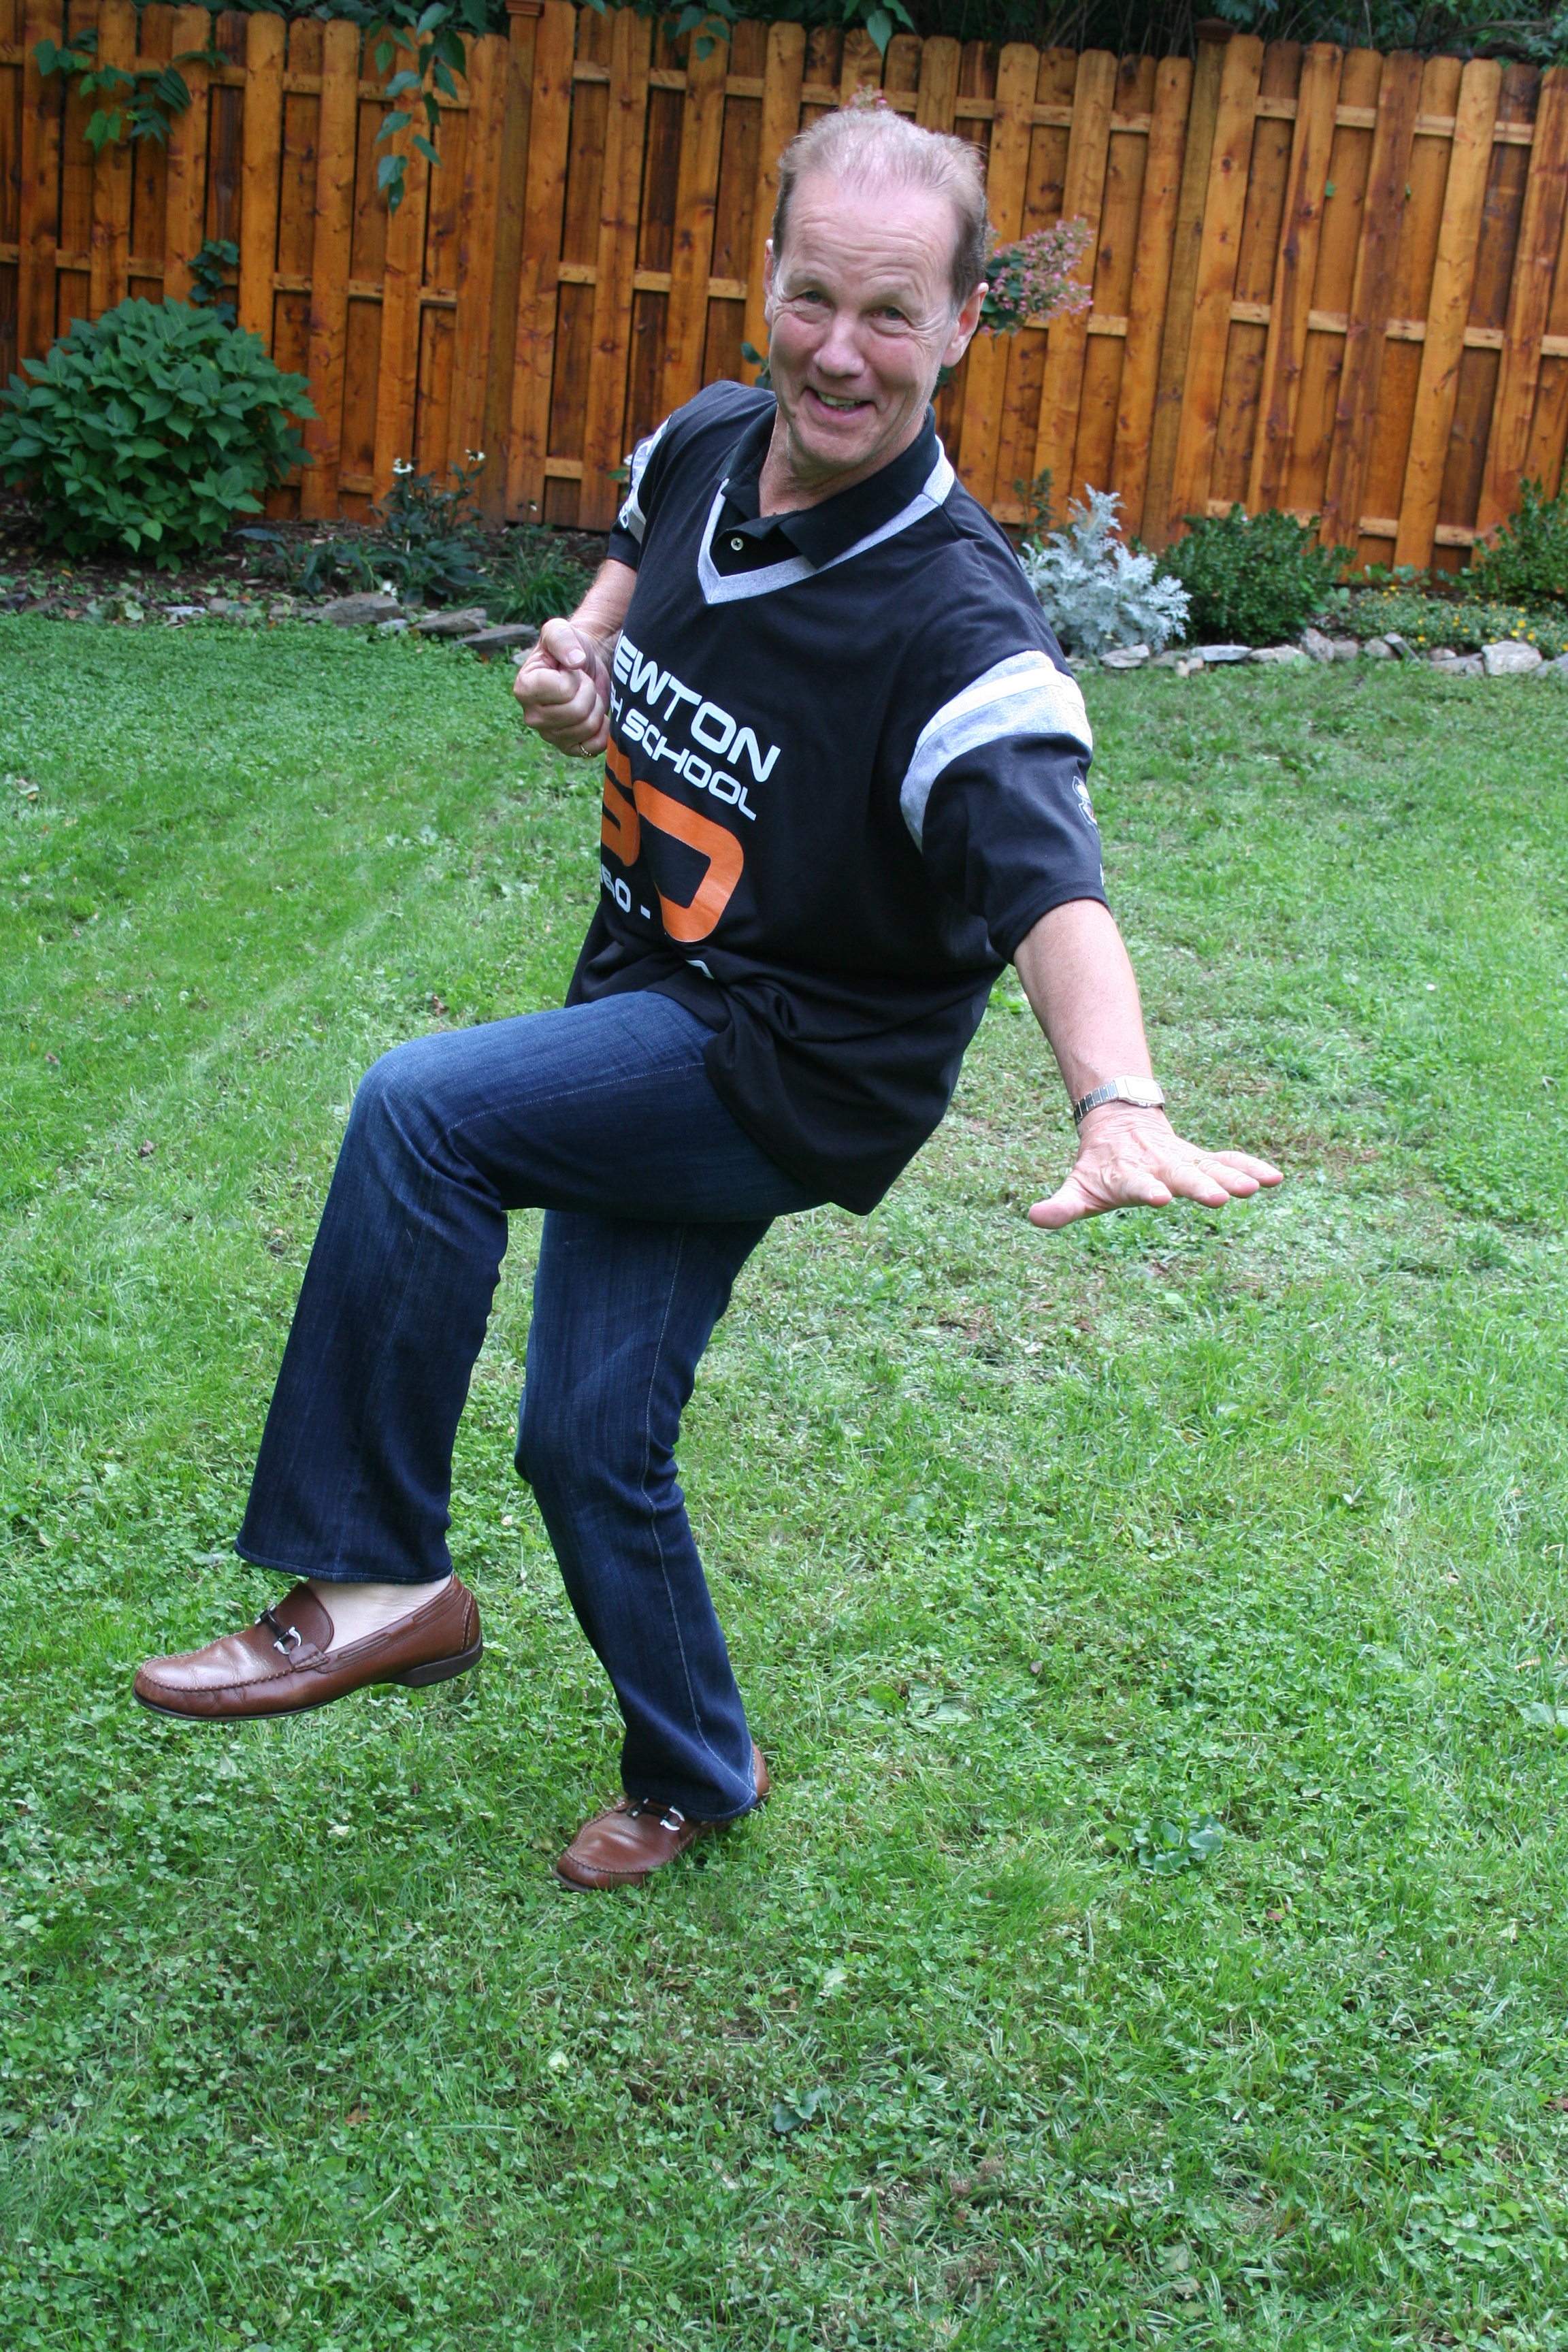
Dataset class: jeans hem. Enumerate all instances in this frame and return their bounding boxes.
[233,1536,441,1586]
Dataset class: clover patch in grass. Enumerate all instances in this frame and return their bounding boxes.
[1107,1811,1226,1876]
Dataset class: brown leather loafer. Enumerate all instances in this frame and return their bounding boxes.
[554,1743,770,1890]
[133,1577,483,1722]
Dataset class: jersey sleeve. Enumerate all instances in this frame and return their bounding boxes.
[898,641,1103,962]
[606,414,672,570]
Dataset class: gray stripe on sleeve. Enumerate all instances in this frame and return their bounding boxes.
[616,416,670,545]
[898,652,1093,849]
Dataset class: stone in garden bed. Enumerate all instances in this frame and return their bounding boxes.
[1300,626,1335,664]
[1099,644,1149,670]
[1430,649,1484,676]
[461,623,538,660]
[1251,644,1309,665]
[1329,638,1360,661]
[1482,640,1543,677]
[315,590,406,627]
[1192,643,1250,664]
[416,606,491,638]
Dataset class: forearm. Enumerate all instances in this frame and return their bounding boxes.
[1013,898,1154,1107]
[571,558,638,655]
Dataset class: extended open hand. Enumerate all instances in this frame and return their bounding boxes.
[1030,1104,1282,1230]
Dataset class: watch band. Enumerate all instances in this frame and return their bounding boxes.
[1072,1076,1166,1126]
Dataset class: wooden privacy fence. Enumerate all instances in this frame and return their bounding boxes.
[2,2,1568,566]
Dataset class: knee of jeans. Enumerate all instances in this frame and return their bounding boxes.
[516,1365,659,1503]
[347,1041,438,1164]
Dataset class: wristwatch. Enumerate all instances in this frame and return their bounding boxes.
[1072,1075,1166,1126]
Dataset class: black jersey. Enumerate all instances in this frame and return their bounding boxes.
[566,380,1102,1213]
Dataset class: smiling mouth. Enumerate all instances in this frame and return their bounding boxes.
[804,387,871,414]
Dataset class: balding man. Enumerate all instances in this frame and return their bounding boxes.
[135,107,1279,1886]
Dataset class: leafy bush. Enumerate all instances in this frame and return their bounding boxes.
[0,298,312,565]
[485,525,592,626]
[1156,503,1349,645]
[1021,486,1188,656]
[1471,478,1568,608]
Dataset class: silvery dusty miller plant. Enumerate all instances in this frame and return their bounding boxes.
[1022,487,1189,657]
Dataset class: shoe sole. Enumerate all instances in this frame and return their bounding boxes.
[133,1637,483,1722]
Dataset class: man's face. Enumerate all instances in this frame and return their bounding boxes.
[763,172,985,495]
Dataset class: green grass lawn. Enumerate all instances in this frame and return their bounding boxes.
[2,618,1567,2351]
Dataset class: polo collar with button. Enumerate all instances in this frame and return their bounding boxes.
[716,403,943,570]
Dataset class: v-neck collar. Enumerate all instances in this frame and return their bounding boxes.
[697,404,955,607]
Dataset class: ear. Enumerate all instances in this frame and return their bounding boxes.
[941,282,986,370]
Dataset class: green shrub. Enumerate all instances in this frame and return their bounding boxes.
[485,525,592,626]
[0,298,313,565]
[1157,504,1350,645]
[1471,478,1568,608]
[282,457,494,607]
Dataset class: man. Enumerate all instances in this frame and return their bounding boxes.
[135,107,1279,1886]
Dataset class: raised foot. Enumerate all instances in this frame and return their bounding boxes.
[133,1577,484,1722]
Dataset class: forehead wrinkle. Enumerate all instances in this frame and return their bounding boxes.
[777,171,962,295]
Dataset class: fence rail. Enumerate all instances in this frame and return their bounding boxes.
[2,2,1566,566]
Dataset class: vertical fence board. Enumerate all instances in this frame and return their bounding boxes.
[1109,54,1190,536]
[0,0,17,393]
[661,32,727,416]
[1277,47,1380,521]
[1247,42,1340,509]
[1030,48,1115,506]
[1166,33,1263,534]
[1320,50,1422,555]
[88,0,135,315]
[1394,59,1499,564]
[238,7,284,344]
[56,0,98,334]
[129,5,173,300]
[1520,116,1568,497]
[161,3,210,304]
[741,22,804,370]
[18,0,63,361]
[447,32,504,481]
[1140,31,1225,549]
[371,56,430,497]
[474,5,537,515]
[913,33,958,131]
[579,6,652,527]
[1073,54,1156,504]
[1438,62,1539,555]
[958,43,1039,507]
[504,0,573,518]
[1360,52,1461,535]
[1477,65,1568,530]
[298,12,358,518]
[990,46,1077,520]
[1207,42,1299,509]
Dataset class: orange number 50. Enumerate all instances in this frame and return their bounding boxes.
[602,742,743,944]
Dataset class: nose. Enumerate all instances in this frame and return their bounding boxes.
[811,306,866,380]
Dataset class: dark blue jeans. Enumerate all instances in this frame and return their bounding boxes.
[238,992,821,1821]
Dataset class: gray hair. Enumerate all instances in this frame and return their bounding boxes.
[771,105,991,311]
